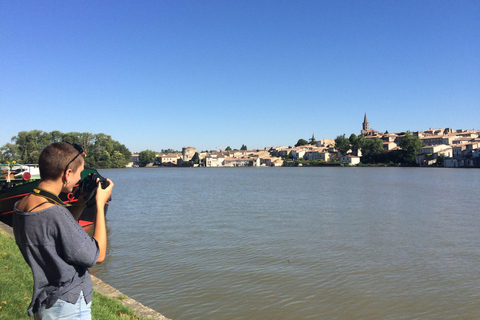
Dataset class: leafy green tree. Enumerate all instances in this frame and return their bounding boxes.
[295,139,309,147]
[63,132,83,146]
[436,154,445,167]
[113,142,131,167]
[400,131,424,164]
[191,152,200,164]
[96,150,112,168]
[3,130,131,168]
[225,146,232,151]
[138,149,157,165]
[0,143,20,163]
[361,138,384,163]
[335,134,351,155]
[110,151,126,168]
[349,133,365,155]
[12,130,51,163]
[240,144,247,150]
[50,130,64,144]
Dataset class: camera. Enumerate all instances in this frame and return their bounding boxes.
[81,172,109,193]
[72,171,110,207]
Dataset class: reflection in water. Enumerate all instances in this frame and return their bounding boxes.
[91,167,480,320]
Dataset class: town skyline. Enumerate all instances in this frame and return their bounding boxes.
[132,118,480,168]
[2,2,478,153]
[132,114,477,153]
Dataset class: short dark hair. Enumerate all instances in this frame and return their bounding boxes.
[38,142,84,181]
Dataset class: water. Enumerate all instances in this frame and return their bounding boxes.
[91,167,480,319]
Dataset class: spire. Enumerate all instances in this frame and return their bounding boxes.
[362,113,369,132]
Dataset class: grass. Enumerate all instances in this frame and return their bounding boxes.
[0,229,148,319]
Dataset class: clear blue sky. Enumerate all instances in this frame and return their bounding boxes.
[1,1,479,152]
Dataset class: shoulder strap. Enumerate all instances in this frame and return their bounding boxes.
[31,188,71,207]
[28,201,50,212]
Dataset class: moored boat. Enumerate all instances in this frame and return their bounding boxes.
[0,165,109,233]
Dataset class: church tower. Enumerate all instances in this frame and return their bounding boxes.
[361,113,369,135]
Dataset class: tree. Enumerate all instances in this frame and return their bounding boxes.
[361,138,384,163]
[191,152,200,164]
[295,139,309,147]
[349,134,365,156]
[138,150,157,165]
[0,143,19,163]
[3,130,131,168]
[400,131,424,164]
[241,144,247,150]
[225,146,232,151]
[110,151,126,168]
[12,130,52,163]
[334,134,351,155]
[309,134,317,145]
[436,154,445,167]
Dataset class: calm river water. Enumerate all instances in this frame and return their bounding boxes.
[91,167,480,320]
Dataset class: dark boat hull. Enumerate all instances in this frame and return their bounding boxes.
[0,168,108,232]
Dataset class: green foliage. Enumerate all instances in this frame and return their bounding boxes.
[138,149,157,165]
[399,131,424,164]
[349,133,365,155]
[361,138,384,163]
[1,130,131,168]
[283,153,293,161]
[0,143,19,163]
[92,291,147,319]
[240,144,247,150]
[225,146,232,151]
[161,148,181,153]
[191,152,200,164]
[436,154,445,167]
[295,139,309,147]
[334,134,351,155]
[0,231,33,320]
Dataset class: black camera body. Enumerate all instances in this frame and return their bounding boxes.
[74,171,110,207]
[81,172,109,193]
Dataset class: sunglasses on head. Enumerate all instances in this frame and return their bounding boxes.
[64,143,86,174]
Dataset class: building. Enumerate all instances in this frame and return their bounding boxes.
[339,155,361,166]
[205,153,225,167]
[160,153,181,166]
[361,113,369,134]
[416,145,452,166]
[223,156,260,167]
[360,113,380,136]
[182,147,197,161]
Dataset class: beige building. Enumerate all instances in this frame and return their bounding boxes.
[205,153,225,167]
[161,153,181,165]
[182,147,197,161]
[416,145,452,166]
[339,155,361,166]
[224,156,260,167]
[305,150,330,162]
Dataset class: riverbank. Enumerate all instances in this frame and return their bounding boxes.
[0,222,170,320]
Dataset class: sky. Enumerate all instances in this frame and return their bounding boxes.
[1,1,479,152]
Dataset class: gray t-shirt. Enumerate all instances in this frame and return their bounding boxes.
[13,202,100,317]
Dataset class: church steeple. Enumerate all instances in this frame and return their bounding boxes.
[361,113,370,135]
[362,113,369,131]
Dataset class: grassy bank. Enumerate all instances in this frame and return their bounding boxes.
[0,229,147,320]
